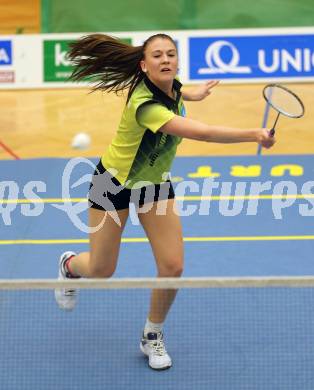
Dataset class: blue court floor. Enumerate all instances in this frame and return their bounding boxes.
[0,154,314,389]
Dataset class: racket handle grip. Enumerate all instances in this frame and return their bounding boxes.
[269,128,275,137]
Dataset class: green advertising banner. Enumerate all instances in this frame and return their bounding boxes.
[43,38,132,82]
[43,40,73,82]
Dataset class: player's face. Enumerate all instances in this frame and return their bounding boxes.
[141,38,178,87]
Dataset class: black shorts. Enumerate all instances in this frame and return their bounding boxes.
[88,160,175,211]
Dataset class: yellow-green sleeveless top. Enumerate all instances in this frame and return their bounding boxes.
[101,77,185,189]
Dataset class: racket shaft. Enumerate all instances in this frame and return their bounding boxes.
[270,112,280,137]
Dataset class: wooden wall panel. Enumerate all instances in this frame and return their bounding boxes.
[0,0,40,34]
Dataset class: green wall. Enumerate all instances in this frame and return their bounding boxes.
[41,0,314,33]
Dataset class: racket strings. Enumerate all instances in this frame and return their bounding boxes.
[264,85,304,118]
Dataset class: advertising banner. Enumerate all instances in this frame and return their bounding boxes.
[0,28,313,89]
[0,40,12,65]
[0,40,14,83]
[189,34,314,81]
[43,40,74,82]
[43,37,133,83]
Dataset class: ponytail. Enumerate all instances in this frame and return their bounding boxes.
[68,33,176,102]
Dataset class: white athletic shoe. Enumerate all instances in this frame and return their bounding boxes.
[54,251,78,311]
[140,332,172,370]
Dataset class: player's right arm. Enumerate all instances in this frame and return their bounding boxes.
[159,115,275,149]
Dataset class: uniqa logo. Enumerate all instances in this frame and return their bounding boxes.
[198,40,252,74]
[0,41,12,65]
[0,48,10,63]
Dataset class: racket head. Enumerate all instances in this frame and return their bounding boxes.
[263,84,305,119]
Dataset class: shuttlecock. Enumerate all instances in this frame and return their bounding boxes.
[71,132,91,150]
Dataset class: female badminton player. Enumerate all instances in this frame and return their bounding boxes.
[54,33,275,370]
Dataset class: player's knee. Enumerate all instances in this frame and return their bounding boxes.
[89,259,116,278]
[89,266,115,278]
[159,258,183,277]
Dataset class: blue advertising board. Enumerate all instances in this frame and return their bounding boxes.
[0,41,12,66]
[189,35,314,80]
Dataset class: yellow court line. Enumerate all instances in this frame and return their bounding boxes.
[181,194,314,201]
[1,235,314,245]
[1,198,86,204]
[1,194,314,204]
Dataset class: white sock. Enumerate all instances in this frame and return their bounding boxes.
[144,318,164,337]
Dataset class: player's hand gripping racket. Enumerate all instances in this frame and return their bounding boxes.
[257,84,305,155]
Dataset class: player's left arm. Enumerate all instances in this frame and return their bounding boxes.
[181,80,220,101]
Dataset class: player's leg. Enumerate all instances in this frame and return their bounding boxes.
[139,198,183,321]
[68,207,129,277]
[138,198,184,370]
[55,207,129,310]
